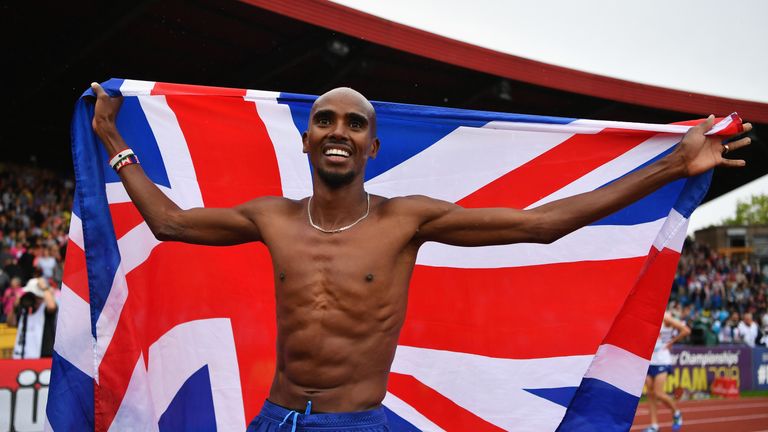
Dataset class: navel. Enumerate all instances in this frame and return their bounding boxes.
[365,273,374,282]
[279,272,286,282]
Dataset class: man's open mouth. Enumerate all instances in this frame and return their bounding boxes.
[324,148,351,158]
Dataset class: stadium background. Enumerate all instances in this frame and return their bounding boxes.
[1,0,766,430]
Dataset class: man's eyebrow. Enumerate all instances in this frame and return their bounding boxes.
[312,109,369,124]
[347,112,369,124]
[312,109,334,119]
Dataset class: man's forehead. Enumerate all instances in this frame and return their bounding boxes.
[311,87,375,117]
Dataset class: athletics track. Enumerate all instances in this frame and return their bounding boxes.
[631,397,768,431]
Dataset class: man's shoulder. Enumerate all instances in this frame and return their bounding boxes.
[381,194,442,207]
[237,196,303,216]
[376,194,444,214]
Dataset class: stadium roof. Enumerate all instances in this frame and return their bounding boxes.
[251,0,768,122]
[3,0,765,204]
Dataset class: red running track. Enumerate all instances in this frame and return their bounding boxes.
[631,397,768,432]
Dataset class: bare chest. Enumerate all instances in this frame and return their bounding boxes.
[262,214,418,311]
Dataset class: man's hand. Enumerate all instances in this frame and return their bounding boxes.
[676,115,753,178]
[90,82,124,139]
[90,82,128,156]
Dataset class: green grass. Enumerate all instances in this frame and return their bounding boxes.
[740,390,768,398]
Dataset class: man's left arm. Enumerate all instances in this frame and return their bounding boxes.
[416,116,752,246]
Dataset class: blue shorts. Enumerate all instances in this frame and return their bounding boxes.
[246,400,390,432]
[647,365,672,377]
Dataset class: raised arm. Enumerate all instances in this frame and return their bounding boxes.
[90,82,263,246]
[414,116,752,246]
[663,312,690,349]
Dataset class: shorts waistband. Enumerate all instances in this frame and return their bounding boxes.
[259,400,388,427]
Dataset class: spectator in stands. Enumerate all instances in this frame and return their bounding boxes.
[0,163,73,338]
[1,277,23,323]
[672,238,767,346]
[719,311,740,343]
[7,276,57,358]
[737,312,759,347]
[35,245,57,279]
[759,314,768,347]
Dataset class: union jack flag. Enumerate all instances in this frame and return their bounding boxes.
[46,78,742,431]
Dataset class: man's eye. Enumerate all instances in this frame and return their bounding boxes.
[317,118,330,125]
[350,121,362,128]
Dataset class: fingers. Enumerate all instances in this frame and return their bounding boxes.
[742,122,753,133]
[694,114,715,132]
[91,82,106,98]
[724,135,752,153]
[720,158,746,168]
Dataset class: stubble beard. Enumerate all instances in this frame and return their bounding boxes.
[317,166,357,188]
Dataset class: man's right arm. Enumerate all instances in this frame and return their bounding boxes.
[91,82,262,246]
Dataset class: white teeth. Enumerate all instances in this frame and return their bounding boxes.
[325,148,350,157]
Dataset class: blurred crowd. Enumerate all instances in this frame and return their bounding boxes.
[0,163,73,325]
[671,239,768,347]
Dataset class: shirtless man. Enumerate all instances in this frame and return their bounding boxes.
[90,83,751,431]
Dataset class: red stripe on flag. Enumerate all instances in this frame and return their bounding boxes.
[108,202,145,240]
[151,82,247,97]
[62,240,89,302]
[673,114,743,135]
[400,257,647,359]
[602,247,682,359]
[457,132,654,209]
[388,373,506,431]
[163,95,283,206]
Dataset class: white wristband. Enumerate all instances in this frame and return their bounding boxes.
[109,149,135,168]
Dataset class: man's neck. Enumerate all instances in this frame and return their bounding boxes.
[309,179,368,229]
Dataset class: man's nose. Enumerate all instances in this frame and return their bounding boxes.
[329,121,348,138]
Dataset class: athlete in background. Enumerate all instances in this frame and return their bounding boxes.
[644,312,691,432]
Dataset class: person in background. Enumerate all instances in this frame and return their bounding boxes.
[719,311,741,343]
[35,245,57,279]
[737,312,759,347]
[1,276,23,322]
[7,276,57,358]
[644,312,691,432]
[759,314,768,347]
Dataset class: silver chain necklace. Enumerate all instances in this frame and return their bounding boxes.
[308,192,370,234]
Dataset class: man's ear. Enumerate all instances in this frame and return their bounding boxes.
[368,137,380,159]
[302,131,309,154]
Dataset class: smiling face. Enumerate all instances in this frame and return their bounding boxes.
[303,88,380,188]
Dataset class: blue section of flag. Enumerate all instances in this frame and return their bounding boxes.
[524,386,578,408]
[72,189,82,219]
[70,97,121,337]
[46,352,94,431]
[101,96,171,188]
[159,365,217,431]
[673,171,713,218]
[383,406,422,431]
[83,79,171,188]
[593,180,686,226]
[556,378,639,431]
